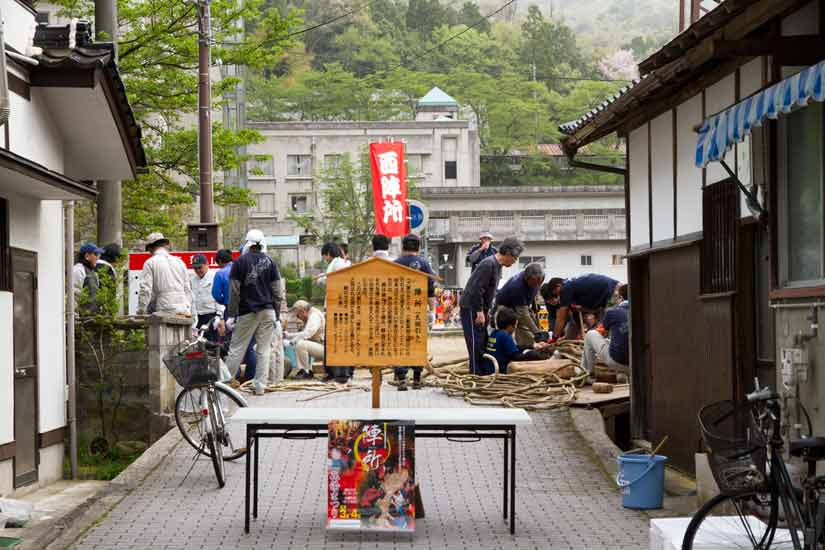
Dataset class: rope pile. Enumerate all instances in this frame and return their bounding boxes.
[423,340,589,411]
[238,379,370,401]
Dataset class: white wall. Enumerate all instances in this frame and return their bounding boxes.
[676,94,704,236]
[0,293,13,446]
[8,191,40,251]
[650,112,674,242]
[704,74,736,184]
[38,201,66,432]
[9,90,65,173]
[628,125,650,248]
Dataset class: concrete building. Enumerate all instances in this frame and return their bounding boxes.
[244,87,627,282]
[424,185,627,288]
[0,13,145,494]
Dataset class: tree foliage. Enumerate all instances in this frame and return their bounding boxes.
[52,0,298,247]
[247,2,626,157]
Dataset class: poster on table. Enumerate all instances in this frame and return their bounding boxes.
[369,142,409,238]
[327,420,415,532]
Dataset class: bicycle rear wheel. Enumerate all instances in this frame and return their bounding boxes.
[681,490,798,549]
[205,432,225,488]
[175,384,246,460]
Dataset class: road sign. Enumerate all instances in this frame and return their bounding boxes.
[407,200,428,235]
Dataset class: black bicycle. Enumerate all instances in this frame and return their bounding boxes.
[164,332,248,488]
[682,380,825,549]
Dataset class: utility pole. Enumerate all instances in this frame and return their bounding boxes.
[95,0,121,247]
[197,0,214,225]
[188,0,220,250]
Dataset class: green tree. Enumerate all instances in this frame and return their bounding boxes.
[457,2,490,33]
[52,0,298,246]
[518,6,588,85]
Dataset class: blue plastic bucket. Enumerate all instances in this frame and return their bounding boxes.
[284,342,297,374]
[616,453,668,509]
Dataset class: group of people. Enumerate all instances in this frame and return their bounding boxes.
[460,232,630,381]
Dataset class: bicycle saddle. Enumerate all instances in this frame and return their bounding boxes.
[789,437,825,460]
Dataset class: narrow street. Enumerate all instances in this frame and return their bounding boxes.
[73,386,648,550]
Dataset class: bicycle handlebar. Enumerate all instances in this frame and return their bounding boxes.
[746,386,779,402]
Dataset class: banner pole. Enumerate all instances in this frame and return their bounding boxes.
[371,366,381,409]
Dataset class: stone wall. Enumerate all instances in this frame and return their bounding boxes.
[76,313,193,448]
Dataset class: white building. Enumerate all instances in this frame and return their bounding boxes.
[0,11,145,494]
[242,87,627,281]
[423,185,627,288]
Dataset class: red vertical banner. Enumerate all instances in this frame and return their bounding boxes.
[369,142,409,237]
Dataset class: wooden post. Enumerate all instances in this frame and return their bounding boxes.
[371,366,382,409]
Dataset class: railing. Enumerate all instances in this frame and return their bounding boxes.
[427,212,627,242]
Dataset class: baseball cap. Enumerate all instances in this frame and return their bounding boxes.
[479,231,494,240]
[145,232,169,250]
[79,242,104,256]
[244,229,265,245]
[191,254,208,268]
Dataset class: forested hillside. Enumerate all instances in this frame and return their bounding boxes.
[252,1,679,155]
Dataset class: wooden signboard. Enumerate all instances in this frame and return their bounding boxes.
[325,258,429,407]
[326,257,428,367]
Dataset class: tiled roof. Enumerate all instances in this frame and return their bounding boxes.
[35,42,147,171]
[558,78,644,137]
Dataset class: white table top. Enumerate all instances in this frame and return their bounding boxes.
[231,407,532,426]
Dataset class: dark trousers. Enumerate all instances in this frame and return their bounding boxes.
[460,307,487,375]
[394,366,422,379]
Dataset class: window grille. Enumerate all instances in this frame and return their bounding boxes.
[701,177,739,294]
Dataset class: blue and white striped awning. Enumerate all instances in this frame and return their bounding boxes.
[696,59,825,167]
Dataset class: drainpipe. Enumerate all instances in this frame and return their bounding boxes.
[65,202,78,480]
[0,7,11,128]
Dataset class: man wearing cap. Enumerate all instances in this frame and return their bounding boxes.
[73,243,106,311]
[284,300,325,380]
[225,229,282,395]
[137,232,192,316]
[189,254,222,335]
[393,233,436,390]
[465,231,497,273]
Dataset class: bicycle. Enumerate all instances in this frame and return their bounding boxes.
[164,330,249,488]
[682,378,825,549]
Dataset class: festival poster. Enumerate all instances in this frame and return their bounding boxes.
[327,420,415,532]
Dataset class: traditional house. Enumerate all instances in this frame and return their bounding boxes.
[561,0,825,473]
[0,6,145,493]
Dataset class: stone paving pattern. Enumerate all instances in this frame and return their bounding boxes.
[74,386,649,549]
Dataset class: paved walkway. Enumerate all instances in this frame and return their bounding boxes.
[73,386,649,549]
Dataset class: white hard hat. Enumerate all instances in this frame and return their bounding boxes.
[245,229,265,244]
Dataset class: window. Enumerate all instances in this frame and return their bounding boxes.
[580,255,592,267]
[442,137,458,181]
[251,193,275,216]
[701,178,739,294]
[0,198,9,291]
[780,102,824,285]
[611,255,624,266]
[287,154,312,177]
[324,154,342,172]
[406,154,427,176]
[290,195,309,214]
[518,256,546,268]
[247,157,273,178]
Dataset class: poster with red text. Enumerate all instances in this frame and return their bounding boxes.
[327,420,415,532]
[369,142,410,238]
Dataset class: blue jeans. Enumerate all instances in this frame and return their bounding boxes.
[232,338,256,382]
[460,307,488,375]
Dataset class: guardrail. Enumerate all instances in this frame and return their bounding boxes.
[427,212,627,242]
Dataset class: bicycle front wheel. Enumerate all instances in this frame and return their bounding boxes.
[682,491,797,549]
[175,384,247,461]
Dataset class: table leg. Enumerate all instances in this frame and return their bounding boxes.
[503,435,509,520]
[245,428,251,534]
[510,426,516,535]
[253,431,260,519]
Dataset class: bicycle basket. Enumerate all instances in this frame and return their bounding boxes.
[699,400,768,495]
[163,340,220,387]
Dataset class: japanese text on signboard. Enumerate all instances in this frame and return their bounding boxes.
[325,259,427,367]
